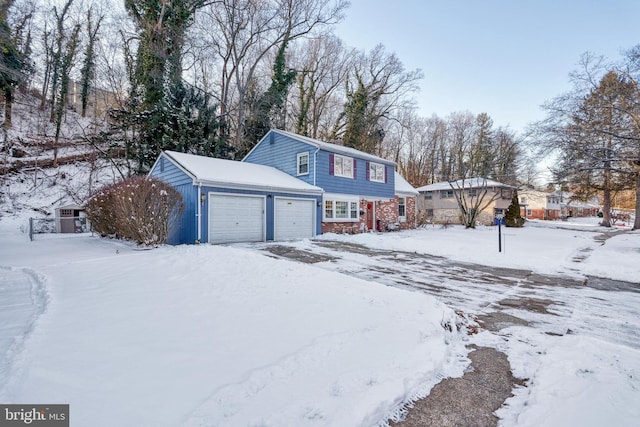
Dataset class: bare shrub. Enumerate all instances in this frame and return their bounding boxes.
[86,176,183,246]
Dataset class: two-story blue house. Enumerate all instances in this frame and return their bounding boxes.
[244,129,417,233]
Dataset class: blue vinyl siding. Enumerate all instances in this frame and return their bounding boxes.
[245,130,395,199]
[244,132,317,186]
[315,150,395,198]
[149,156,198,244]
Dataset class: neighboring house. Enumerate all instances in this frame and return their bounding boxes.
[149,150,323,244]
[416,178,515,226]
[546,191,599,219]
[244,129,416,233]
[518,189,549,220]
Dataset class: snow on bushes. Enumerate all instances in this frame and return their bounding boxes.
[85,176,183,246]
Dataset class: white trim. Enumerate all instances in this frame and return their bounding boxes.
[323,194,359,222]
[274,196,316,240]
[208,192,266,243]
[197,183,202,243]
[398,197,406,222]
[195,179,322,196]
[297,151,310,176]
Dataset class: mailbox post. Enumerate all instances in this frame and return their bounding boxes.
[495,213,504,252]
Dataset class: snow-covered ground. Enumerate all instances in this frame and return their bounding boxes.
[273,218,640,427]
[1,203,638,426]
[0,215,468,427]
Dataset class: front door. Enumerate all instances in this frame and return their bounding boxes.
[366,202,374,231]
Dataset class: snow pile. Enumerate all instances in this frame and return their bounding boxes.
[0,219,468,427]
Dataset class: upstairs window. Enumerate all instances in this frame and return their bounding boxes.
[334,155,354,178]
[440,189,454,199]
[297,152,309,176]
[425,192,433,200]
[369,162,385,183]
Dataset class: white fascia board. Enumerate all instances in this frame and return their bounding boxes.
[196,179,323,196]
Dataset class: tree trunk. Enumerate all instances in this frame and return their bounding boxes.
[3,89,12,128]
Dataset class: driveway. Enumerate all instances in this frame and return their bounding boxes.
[254,232,640,426]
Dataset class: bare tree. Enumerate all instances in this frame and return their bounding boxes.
[449,177,501,229]
[289,34,351,139]
[190,0,348,149]
[536,53,639,228]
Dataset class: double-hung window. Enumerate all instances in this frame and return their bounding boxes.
[369,162,385,182]
[440,189,454,199]
[334,155,354,178]
[297,152,309,176]
[323,196,359,222]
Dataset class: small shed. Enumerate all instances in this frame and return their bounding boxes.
[55,202,88,233]
[149,151,324,245]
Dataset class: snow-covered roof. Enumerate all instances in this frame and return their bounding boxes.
[161,151,323,195]
[416,177,515,192]
[395,172,419,196]
[263,129,396,166]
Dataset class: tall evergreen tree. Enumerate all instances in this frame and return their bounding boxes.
[123,0,227,172]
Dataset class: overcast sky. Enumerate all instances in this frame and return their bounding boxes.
[334,0,639,135]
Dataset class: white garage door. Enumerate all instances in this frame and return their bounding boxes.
[209,194,265,243]
[274,197,315,241]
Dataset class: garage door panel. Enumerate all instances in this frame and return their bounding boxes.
[209,194,264,243]
[275,198,315,241]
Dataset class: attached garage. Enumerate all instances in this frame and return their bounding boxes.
[274,197,315,240]
[149,151,323,245]
[209,194,265,244]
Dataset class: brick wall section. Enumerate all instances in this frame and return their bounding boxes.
[399,196,416,230]
[322,221,362,234]
[376,198,398,226]
[321,196,417,234]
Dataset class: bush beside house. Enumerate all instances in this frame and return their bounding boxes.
[86,176,184,246]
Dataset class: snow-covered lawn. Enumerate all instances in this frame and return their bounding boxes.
[1,214,639,426]
[316,217,638,282]
[0,217,467,427]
